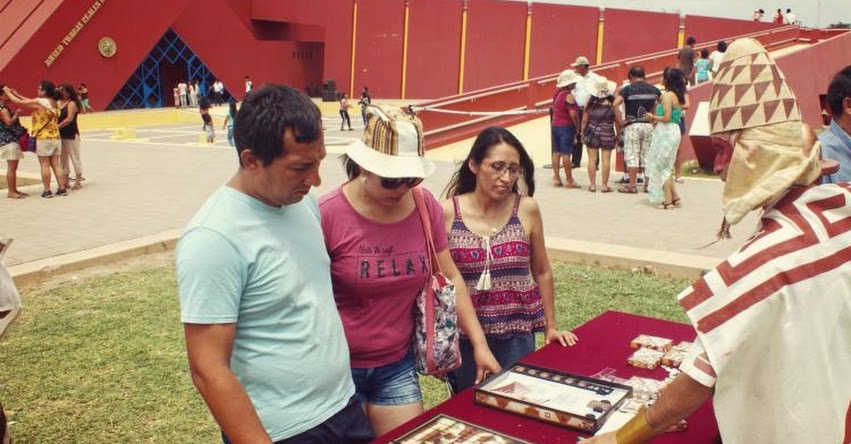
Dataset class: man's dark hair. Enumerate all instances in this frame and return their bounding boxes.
[717,40,728,53]
[628,66,646,80]
[786,8,791,13]
[826,65,851,117]
[233,84,322,167]
[686,36,696,46]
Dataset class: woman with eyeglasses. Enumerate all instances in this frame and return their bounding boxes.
[442,126,578,393]
[319,105,499,437]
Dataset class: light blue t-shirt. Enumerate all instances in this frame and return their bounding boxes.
[820,119,851,184]
[176,186,354,441]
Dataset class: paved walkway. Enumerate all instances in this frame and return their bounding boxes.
[0,107,758,277]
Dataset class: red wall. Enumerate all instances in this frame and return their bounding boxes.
[0,0,190,110]
[463,0,526,92]
[0,0,816,113]
[685,15,780,45]
[353,0,405,99]
[407,0,462,99]
[602,9,679,62]
[529,3,598,78]
[249,0,353,96]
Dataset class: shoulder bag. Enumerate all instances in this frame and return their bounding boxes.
[411,187,461,377]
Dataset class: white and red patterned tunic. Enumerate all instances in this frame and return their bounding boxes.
[678,183,851,444]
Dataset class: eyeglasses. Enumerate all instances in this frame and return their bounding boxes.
[484,161,522,178]
[379,177,424,190]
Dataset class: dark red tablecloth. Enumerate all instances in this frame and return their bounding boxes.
[374,310,721,443]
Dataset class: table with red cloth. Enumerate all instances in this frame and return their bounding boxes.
[374,311,721,444]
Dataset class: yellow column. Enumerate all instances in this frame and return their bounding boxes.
[401,0,411,99]
[349,0,359,97]
[458,0,469,95]
[677,16,686,48]
[595,8,605,64]
[522,2,532,80]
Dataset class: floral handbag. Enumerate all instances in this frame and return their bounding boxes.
[411,187,461,377]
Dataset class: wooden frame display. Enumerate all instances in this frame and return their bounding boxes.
[474,364,632,433]
[390,414,532,443]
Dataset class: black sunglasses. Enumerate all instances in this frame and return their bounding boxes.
[379,177,424,190]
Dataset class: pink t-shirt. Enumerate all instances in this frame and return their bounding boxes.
[319,186,448,368]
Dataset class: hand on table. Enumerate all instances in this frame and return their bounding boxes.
[473,346,501,384]
[546,328,578,346]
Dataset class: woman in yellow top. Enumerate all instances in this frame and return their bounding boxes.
[3,81,68,198]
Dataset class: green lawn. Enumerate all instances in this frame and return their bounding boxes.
[0,260,692,443]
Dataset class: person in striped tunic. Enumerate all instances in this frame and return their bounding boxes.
[588,38,851,444]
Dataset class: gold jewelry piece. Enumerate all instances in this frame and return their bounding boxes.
[616,407,655,444]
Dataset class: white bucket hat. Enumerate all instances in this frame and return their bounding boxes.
[589,76,617,98]
[345,104,435,179]
[556,69,581,88]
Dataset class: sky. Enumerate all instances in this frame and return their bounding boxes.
[512,0,851,28]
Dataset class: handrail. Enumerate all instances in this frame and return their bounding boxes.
[417,25,813,150]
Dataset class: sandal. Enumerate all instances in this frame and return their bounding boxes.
[655,201,675,210]
[600,186,613,193]
[7,192,27,199]
[565,182,581,189]
[71,183,83,190]
[588,185,596,193]
[618,186,638,194]
[672,197,682,207]
[552,178,564,187]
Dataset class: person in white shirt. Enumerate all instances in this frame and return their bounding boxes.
[784,8,797,25]
[709,40,728,79]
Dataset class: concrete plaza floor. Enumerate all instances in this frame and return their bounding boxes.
[1,106,759,282]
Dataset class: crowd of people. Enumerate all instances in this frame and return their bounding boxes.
[176,85,579,443]
[753,7,797,24]
[173,46,851,442]
[0,80,84,199]
[550,55,695,209]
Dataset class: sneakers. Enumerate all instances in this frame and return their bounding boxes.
[637,177,645,184]
[615,176,630,184]
[55,188,68,196]
[41,190,53,198]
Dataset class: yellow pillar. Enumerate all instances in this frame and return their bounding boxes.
[677,16,686,48]
[522,2,532,80]
[349,0,359,98]
[458,0,469,95]
[401,0,411,99]
[595,8,605,64]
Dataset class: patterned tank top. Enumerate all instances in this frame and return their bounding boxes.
[448,195,544,339]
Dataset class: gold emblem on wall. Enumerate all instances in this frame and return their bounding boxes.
[98,37,117,58]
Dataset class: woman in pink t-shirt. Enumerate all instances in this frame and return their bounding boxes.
[320,105,499,437]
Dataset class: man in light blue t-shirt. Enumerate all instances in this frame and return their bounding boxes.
[820,65,851,184]
[176,85,372,444]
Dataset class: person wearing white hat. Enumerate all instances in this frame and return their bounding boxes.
[586,38,851,444]
[570,56,601,168]
[581,76,618,192]
[550,69,582,188]
[320,104,500,436]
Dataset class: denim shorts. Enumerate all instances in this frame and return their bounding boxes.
[552,125,575,155]
[351,352,422,406]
